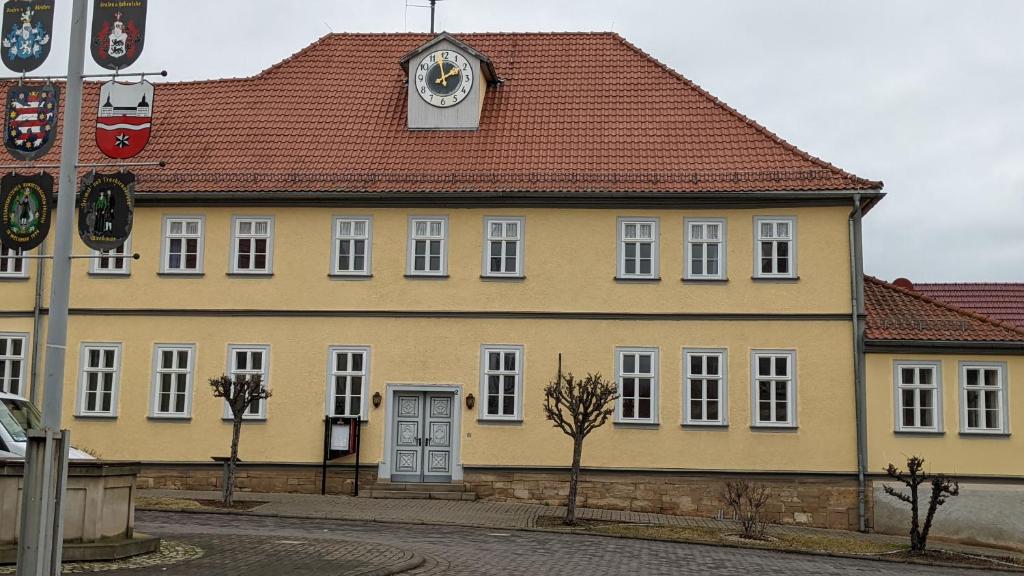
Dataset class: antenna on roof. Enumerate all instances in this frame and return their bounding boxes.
[429,0,440,34]
[404,0,445,33]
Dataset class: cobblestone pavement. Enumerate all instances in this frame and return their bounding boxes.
[133,511,998,575]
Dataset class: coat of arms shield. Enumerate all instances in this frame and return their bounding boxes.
[77,171,134,252]
[1,0,54,73]
[90,0,146,70]
[1,171,51,251]
[96,80,153,160]
[4,84,58,161]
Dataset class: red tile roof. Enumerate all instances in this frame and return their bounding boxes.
[864,276,1024,342]
[15,32,882,195]
[903,282,1024,330]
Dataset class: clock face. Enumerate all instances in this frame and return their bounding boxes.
[414,49,474,108]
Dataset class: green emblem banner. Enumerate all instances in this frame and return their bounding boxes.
[1,171,51,251]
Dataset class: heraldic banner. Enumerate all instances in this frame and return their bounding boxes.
[1,171,51,251]
[4,83,58,161]
[78,171,134,251]
[1,0,54,73]
[91,0,146,70]
[96,79,153,159]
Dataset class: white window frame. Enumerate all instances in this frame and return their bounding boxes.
[75,342,122,418]
[959,361,1009,435]
[482,217,524,278]
[161,215,205,274]
[684,218,727,280]
[617,218,659,279]
[893,361,943,433]
[331,217,372,276]
[407,216,449,276]
[0,333,28,396]
[150,344,196,419]
[479,345,524,421]
[230,216,274,274]
[0,247,28,279]
[326,346,370,420]
[89,236,132,275]
[224,344,270,420]
[754,216,797,279]
[615,347,659,424]
[683,348,728,426]
[751,349,797,428]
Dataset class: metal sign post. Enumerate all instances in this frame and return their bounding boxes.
[16,0,88,573]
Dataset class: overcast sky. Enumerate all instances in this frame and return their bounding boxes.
[34,1,1024,282]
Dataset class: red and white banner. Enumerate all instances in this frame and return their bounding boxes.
[96,79,153,160]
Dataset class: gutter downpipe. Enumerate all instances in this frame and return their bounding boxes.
[29,238,47,404]
[849,194,868,532]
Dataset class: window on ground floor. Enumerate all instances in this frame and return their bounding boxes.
[752,350,796,427]
[960,362,1008,434]
[616,347,658,424]
[894,361,942,433]
[77,343,121,417]
[328,346,369,419]
[0,334,27,396]
[151,345,195,418]
[225,345,269,419]
[684,348,727,426]
[480,345,523,420]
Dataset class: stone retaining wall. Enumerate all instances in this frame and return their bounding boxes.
[137,464,377,496]
[465,469,868,531]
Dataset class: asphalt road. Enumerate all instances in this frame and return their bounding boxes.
[133,511,999,575]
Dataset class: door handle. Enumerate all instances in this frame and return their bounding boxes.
[424,437,431,446]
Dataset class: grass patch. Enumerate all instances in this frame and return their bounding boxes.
[136,496,266,511]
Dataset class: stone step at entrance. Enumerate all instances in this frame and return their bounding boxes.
[359,481,477,501]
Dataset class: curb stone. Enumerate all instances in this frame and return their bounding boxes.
[136,506,1023,573]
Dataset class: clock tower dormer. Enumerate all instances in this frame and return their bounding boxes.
[401,33,498,131]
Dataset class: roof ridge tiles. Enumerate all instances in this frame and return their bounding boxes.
[865,276,1024,339]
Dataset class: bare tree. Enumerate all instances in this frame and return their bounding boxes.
[543,371,618,525]
[882,455,960,552]
[209,373,271,507]
[721,480,771,540]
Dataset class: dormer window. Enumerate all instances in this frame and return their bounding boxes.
[401,33,498,131]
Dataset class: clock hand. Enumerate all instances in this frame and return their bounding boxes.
[435,66,461,86]
[435,54,448,87]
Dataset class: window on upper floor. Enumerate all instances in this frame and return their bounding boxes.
[0,247,27,279]
[685,219,726,280]
[332,217,372,276]
[617,218,659,280]
[408,217,448,276]
[0,334,27,396]
[752,350,796,427]
[328,346,369,419]
[616,348,658,424]
[76,343,121,417]
[151,345,195,418]
[960,362,1008,434]
[684,349,727,426]
[754,217,796,279]
[894,361,941,433]
[90,237,131,275]
[231,217,274,274]
[161,216,204,274]
[480,345,523,420]
[483,218,523,278]
[225,345,269,419]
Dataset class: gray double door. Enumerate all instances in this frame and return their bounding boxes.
[391,392,454,483]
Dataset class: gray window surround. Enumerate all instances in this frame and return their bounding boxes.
[0,333,28,396]
[149,344,196,419]
[958,361,1010,435]
[684,218,728,281]
[407,216,449,277]
[481,217,524,278]
[616,217,660,280]
[330,216,373,277]
[753,216,797,279]
[223,344,270,421]
[893,360,943,434]
[326,345,371,420]
[160,215,206,274]
[0,247,28,279]
[614,347,660,425]
[750,349,798,428]
[683,348,729,426]
[90,236,132,276]
[479,344,525,421]
[75,342,122,418]
[229,216,275,275]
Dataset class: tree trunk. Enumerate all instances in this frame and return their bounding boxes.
[909,484,921,551]
[565,436,584,525]
[225,417,242,507]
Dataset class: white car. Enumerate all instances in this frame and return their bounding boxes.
[0,392,96,460]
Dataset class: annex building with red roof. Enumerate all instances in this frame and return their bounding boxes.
[0,32,1019,549]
